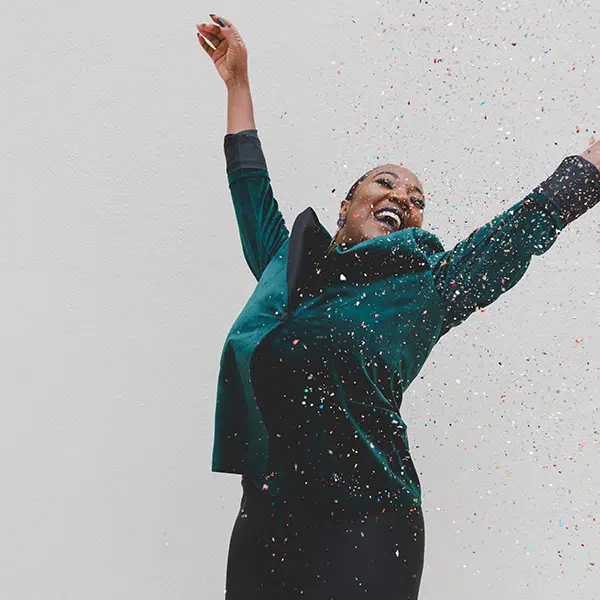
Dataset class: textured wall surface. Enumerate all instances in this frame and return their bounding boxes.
[2,0,599,598]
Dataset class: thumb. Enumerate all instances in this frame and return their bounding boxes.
[211,15,240,40]
[207,14,247,60]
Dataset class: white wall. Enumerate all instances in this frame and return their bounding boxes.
[2,0,599,598]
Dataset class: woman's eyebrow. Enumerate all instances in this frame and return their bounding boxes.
[374,171,424,198]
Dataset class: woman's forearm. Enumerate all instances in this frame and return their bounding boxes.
[226,79,256,134]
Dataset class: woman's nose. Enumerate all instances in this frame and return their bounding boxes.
[391,195,411,212]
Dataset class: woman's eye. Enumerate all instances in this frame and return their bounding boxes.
[376,178,425,209]
[376,178,394,188]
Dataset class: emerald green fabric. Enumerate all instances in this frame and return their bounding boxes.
[212,130,600,513]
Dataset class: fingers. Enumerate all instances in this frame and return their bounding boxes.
[197,33,214,58]
[196,14,240,57]
[209,14,233,30]
[208,14,241,42]
[198,23,222,37]
[197,24,224,49]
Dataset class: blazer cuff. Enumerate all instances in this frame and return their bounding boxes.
[224,129,268,175]
[532,154,600,226]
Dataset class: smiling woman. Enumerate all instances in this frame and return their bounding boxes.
[197,13,600,600]
[326,165,427,254]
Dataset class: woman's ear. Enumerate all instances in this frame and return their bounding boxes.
[339,200,349,220]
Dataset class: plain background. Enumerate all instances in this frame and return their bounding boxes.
[2,0,599,598]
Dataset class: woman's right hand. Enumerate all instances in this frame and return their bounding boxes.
[196,15,249,87]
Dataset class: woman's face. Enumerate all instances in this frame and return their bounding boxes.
[335,164,426,247]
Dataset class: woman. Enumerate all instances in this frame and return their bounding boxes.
[197,15,600,600]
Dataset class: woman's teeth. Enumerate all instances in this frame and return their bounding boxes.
[374,209,402,230]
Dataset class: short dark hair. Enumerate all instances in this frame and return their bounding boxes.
[344,165,381,202]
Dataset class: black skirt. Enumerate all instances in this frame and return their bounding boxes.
[225,477,426,599]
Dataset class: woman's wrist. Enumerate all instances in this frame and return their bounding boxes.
[578,139,600,171]
[226,76,250,90]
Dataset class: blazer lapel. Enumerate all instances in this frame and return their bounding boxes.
[286,207,332,315]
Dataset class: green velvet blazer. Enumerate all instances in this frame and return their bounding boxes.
[211,129,600,511]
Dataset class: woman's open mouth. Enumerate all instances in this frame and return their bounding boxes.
[373,207,403,231]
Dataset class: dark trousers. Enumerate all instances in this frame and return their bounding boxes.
[225,478,425,599]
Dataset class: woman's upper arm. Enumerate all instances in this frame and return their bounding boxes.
[224,129,290,282]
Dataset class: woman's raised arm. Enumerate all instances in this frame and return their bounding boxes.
[430,139,600,338]
[197,15,289,281]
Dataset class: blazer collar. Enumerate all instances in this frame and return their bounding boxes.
[285,206,445,314]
